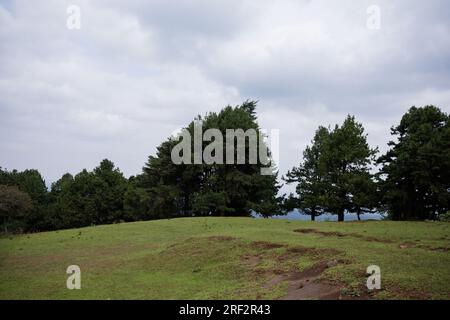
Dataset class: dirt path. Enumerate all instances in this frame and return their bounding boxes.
[294,228,393,243]
[294,228,450,252]
[241,240,353,300]
[282,261,340,300]
[263,261,344,300]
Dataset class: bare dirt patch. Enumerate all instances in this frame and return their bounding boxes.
[177,236,364,300]
[399,242,415,249]
[294,228,393,243]
[294,228,345,237]
[206,236,236,241]
[277,246,341,262]
[285,247,312,254]
[242,254,261,268]
[251,241,285,250]
[418,245,450,252]
[237,241,353,300]
[264,261,348,300]
[277,260,371,300]
[398,242,450,252]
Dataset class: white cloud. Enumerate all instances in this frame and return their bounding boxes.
[0,0,449,194]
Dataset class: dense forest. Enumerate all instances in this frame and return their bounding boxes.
[1,102,449,232]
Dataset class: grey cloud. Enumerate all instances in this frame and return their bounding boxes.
[0,0,449,194]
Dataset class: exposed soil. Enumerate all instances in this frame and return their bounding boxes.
[387,286,432,300]
[277,246,341,262]
[206,236,236,241]
[264,261,357,300]
[399,242,416,249]
[418,245,450,252]
[295,228,450,252]
[251,241,285,250]
[239,240,361,300]
[178,236,374,300]
[294,228,347,237]
[242,254,261,267]
[294,228,393,243]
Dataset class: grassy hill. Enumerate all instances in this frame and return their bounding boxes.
[0,217,449,300]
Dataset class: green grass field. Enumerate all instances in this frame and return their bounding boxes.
[0,217,449,300]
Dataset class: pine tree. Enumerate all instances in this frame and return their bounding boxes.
[141,101,280,218]
[286,116,378,221]
[378,106,450,220]
[284,127,329,221]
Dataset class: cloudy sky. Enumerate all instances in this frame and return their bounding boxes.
[1,0,449,193]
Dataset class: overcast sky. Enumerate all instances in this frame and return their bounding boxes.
[1,0,449,193]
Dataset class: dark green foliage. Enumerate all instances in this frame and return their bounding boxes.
[123,175,151,221]
[0,160,129,232]
[0,168,48,231]
[439,211,450,222]
[347,171,379,220]
[2,103,448,232]
[92,159,128,224]
[286,116,378,221]
[321,116,378,221]
[45,160,128,229]
[139,138,197,219]
[378,106,450,220]
[0,185,33,232]
[285,127,329,221]
[140,101,281,218]
[0,168,48,205]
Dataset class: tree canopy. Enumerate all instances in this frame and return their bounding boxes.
[285,116,378,221]
[0,103,448,233]
[0,185,33,232]
[137,101,281,218]
[378,106,450,220]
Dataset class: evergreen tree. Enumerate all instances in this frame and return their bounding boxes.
[0,185,33,232]
[46,160,127,229]
[286,116,378,221]
[141,101,280,218]
[284,127,329,221]
[0,168,48,231]
[92,159,128,224]
[378,106,450,220]
[123,175,151,222]
[322,116,378,221]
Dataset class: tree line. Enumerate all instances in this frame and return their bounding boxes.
[1,102,449,232]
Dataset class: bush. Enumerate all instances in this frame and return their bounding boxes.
[439,211,450,222]
[0,185,33,233]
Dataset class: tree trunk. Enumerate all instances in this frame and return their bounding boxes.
[357,209,361,221]
[3,216,8,233]
[338,209,345,222]
[311,213,315,221]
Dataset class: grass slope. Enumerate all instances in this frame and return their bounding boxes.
[0,217,449,300]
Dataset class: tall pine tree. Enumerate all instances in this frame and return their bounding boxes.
[378,106,450,220]
[286,116,378,221]
[140,101,280,218]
